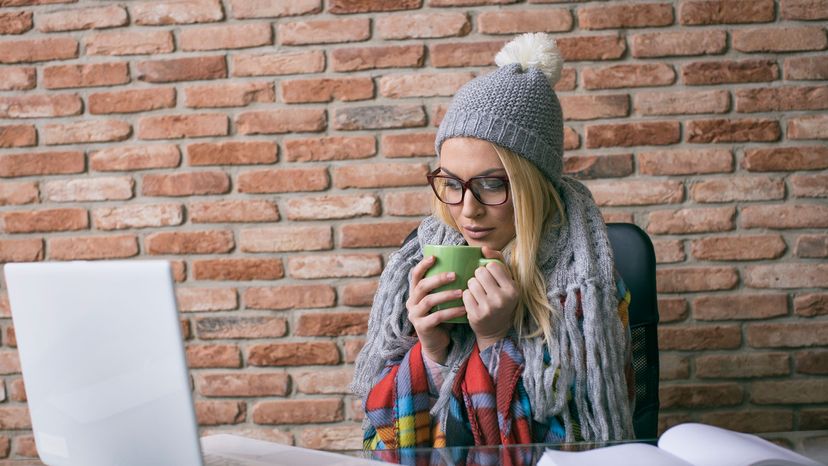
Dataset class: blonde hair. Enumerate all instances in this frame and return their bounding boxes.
[433,143,566,347]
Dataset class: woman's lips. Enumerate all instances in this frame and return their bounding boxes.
[463,226,494,240]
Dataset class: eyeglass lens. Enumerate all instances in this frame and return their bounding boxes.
[431,176,508,206]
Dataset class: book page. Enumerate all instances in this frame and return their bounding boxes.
[538,443,694,466]
[658,423,823,466]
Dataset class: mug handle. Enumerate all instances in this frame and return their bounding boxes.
[478,258,503,267]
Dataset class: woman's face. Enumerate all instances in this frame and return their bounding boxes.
[438,137,516,251]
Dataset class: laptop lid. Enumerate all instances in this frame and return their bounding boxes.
[4,260,203,466]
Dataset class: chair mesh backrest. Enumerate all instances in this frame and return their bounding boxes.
[607,223,660,440]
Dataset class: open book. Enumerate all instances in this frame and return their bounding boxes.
[538,423,822,466]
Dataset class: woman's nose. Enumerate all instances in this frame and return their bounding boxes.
[461,188,484,218]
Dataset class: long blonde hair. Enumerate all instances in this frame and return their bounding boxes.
[433,143,566,347]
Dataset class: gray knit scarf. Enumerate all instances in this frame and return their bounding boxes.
[351,176,634,443]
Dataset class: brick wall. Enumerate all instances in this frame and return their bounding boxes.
[0,0,826,459]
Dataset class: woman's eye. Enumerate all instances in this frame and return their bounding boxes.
[478,179,506,190]
[444,179,463,190]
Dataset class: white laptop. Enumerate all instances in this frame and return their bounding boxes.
[4,260,384,466]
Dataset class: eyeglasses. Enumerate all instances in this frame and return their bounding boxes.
[426,168,510,206]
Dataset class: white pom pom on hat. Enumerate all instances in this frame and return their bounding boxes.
[494,32,563,87]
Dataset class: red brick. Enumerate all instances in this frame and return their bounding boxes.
[661,383,743,408]
[195,400,245,426]
[44,62,129,90]
[0,407,30,429]
[795,234,828,258]
[742,145,828,172]
[477,9,571,34]
[131,0,223,25]
[383,190,432,214]
[0,125,36,148]
[239,226,332,252]
[584,121,680,148]
[788,114,828,140]
[639,148,732,175]
[195,316,286,339]
[341,280,377,307]
[658,297,689,323]
[381,132,435,158]
[84,30,173,56]
[38,5,126,31]
[0,37,77,63]
[657,267,738,293]
[801,409,828,430]
[781,0,828,20]
[563,153,633,179]
[634,89,729,116]
[185,82,274,108]
[3,208,87,234]
[186,344,241,368]
[0,181,37,206]
[331,44,424,72]
[176,288,237,312]
[279,18,369,45]
[237,167,329,193]
[784,55,828,80]
[560,94,629,121]
[253,399,342,424]
[0,11,32,34]
[281,77,373,103]
[288,254,382,279]
[741,204,828,229]
[792,174,828,198]
[381,72,473,99]
[137,56,226,83]
[248,342,339,366]
[0,150,83,177]
[283,194,380,220]
[284,136,375,162]
[0,238,43,263]
[795,293,828,317]
[13,435,36,457]
[749,321,828,348]
[298,425,362,451]
[43,120,131,145]
[586,179,682,206]
[701,410,794,434]
[48,235,137,260]
[343,339,364,364]
[653,239,685,263]
[690,176,784,203]
[659,325,741,350]
[734,27,827,53]
[189,200,279,223]
[745,263,828,289]
[296,311,369,336]
[631,30,726,58]
[753,380,828,404]
[93,203,182,230]
[0,93,82,118]
[42,176,133,202]
[229,0,320,18]
[378,12,469,39]
[679,0,774,25]
[193,258,284,281]
[142,171,229,197]
[691,234,786,261]
[682,59,778,85]
[736,86,828,113]
[602,212,633,224]
[687,118,780,143]
[244,284,336,310]
[232,50,325,76]
[146,230,234,255]
[430,40,504,68]
[0,67,35,90]
[579,3,672,29]
[429,0,517,5]
[138,114,228,139]
[697,352,789,378]
[334,105,426,130]
[197,373,289,397]
[89,88,175,114]
[555,68,577,91]
[648,206,735,235]
[583,63,675,90]
[659,354,689,380]
[90,144,180,172]
[180,23,272,51]
[797,351,828,375]
[333,162,429,188]
[187,141,277,166]
[329,0,420,13]
[694,293,788,321]
[556,34,626,61]
[340,221,421,248]
[236,109,326,134]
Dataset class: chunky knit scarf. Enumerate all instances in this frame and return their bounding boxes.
[352,176,633,442]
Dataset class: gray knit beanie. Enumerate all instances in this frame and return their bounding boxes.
[435,33,565,185]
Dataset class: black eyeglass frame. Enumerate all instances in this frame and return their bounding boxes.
[426,168,511,206]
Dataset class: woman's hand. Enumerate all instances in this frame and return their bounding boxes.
[463,247,519,351]
[406,255,467,365]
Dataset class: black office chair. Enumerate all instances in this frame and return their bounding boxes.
[607,223,660,440]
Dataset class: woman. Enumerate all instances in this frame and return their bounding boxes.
[351,33,635,450]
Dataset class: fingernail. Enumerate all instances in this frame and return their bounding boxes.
[447,272,455,279]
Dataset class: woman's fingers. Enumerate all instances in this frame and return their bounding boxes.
[409,289,462,318]
[419,305,466,328]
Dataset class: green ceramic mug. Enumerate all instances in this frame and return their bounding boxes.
[422,244,503,324]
